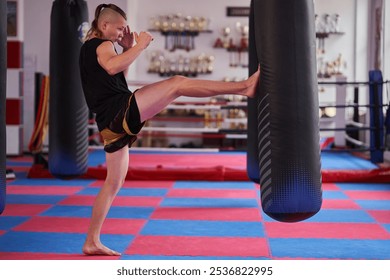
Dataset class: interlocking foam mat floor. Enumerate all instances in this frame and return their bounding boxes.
[1,151,389,259]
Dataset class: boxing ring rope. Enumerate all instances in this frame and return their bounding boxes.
[317,77,389,162]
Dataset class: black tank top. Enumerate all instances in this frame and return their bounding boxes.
[79,38,132,131]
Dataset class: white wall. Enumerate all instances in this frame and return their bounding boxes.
[354,0,370,81]
[23,0,375,83]
[127,0,250,83]
[24,0,127,75]
[131,0,378,83]
[314,0,357,80]
[18,0,390,158]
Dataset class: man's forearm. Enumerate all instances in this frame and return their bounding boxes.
[106,44,144,75]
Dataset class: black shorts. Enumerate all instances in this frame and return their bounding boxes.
[100,93,145,153]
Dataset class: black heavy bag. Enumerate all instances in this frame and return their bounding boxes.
[368,70,384,163]
[246,0,260,184]
[251,0,322,222]
[49,0,89,178]
[0,0,7,214]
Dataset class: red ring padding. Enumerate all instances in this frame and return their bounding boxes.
[28,163,390,182]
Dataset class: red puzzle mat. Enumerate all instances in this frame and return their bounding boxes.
[27,151,390,182]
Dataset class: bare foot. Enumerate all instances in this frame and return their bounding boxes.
[245,66,261,98]
[82,241,121,256]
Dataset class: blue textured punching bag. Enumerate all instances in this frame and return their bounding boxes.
[49,0,89,178]
[249,0,322,222]
[0,0,7,214]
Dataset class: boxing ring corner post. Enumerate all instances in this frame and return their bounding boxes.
[247,0,322,222]
[0,0,7,214]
